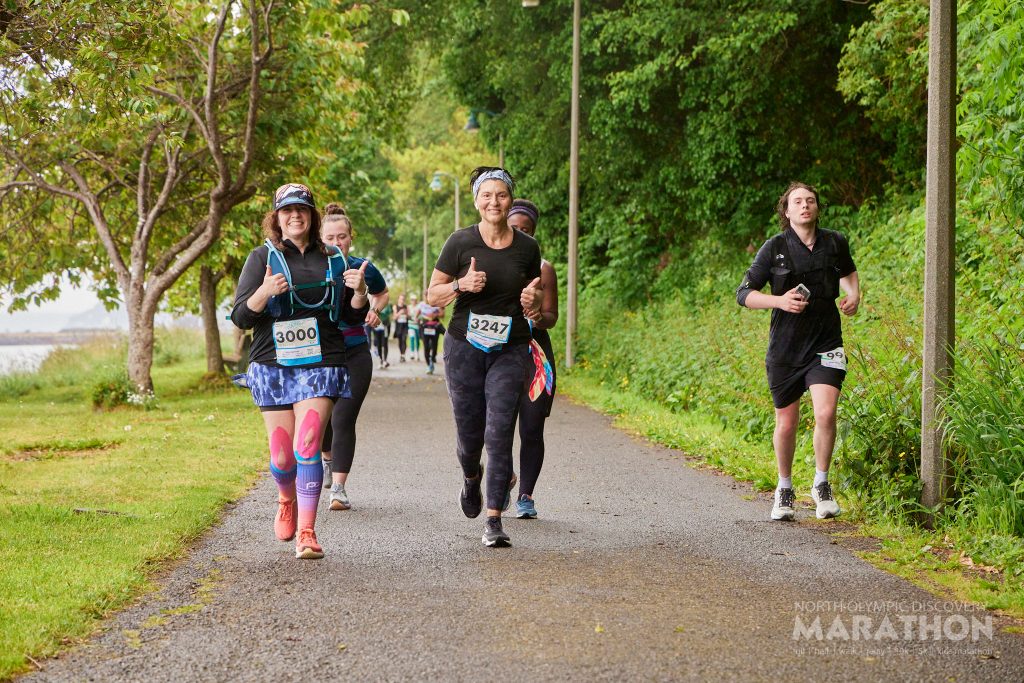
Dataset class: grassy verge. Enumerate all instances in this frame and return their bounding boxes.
[0,333,265,680]
[559,371,1024,622]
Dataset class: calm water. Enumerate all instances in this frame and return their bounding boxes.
[0,345,59,375]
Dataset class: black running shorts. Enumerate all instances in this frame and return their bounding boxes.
[766,357,846,409]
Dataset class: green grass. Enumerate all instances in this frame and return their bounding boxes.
[559,371,1024,622]
[0,334,265,680]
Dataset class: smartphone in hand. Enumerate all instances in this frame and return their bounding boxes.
[795,283,811,301]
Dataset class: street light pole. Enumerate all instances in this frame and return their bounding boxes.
[921,0,957,516]
[422,218,428,297]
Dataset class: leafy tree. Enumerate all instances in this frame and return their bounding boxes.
[423,0,884,300]
[0,1,381,393]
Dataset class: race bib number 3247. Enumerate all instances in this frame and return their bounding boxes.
[466,312,512,350]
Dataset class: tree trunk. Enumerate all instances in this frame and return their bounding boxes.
[200,265,225,375]
[126,305,156,394]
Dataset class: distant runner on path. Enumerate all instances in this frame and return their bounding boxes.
[231,184,370,559]
[736,181,860,522]
[507,198,558,520]
[427,166,542,547]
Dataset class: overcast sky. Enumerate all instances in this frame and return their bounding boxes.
[0,281,104,333]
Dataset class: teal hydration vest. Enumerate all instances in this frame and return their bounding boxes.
[264,239,350,323]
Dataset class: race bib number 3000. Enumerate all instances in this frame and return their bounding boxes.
[466,312,512,350]
[273,318,322,366]
[819,346,847,371]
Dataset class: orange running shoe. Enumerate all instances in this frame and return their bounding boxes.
[274,497,297,541]
[295,527,324,559]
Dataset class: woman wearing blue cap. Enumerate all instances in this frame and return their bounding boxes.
[427,167,544,547]
[231,183,369,559]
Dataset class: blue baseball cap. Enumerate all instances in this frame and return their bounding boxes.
[274,183,316,211]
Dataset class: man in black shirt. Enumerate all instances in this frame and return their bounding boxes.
[736,182,860,522]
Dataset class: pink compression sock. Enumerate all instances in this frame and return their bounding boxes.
[268,427,296,499]
[294,410,323,530]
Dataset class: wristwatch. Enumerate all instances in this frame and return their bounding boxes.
[451,278,460,293]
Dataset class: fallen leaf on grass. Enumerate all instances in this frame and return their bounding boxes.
[959,552,1001,574]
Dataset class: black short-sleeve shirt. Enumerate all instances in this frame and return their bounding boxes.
[434,224,542,346]
[736,228,856,367]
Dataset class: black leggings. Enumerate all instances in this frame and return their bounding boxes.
[518,373,556,497]
[394,322,408,356]
[372,327,389,362]
[422,330,439,365]
[320,343,373,473]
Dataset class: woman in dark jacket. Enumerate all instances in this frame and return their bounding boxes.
[231,183,369,559]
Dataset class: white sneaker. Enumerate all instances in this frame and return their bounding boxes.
[811,482,841,519]
[329,483,351,511]
[771,487,796,521]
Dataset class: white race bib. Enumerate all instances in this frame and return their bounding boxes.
[819,346,847,371]
[396,315,408,323]
[423,327,437,337]
[273,318,322,366]
[466,312,512,350]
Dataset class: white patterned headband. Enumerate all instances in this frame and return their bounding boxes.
[471,170,515,199]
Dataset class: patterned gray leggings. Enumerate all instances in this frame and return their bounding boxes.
[443,335,530,511]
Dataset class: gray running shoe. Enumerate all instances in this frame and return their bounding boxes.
[771,487,796,521]
[501,472,518,512]
[482,516,511,547]
[811,481,841,519]
[329,483,351,511]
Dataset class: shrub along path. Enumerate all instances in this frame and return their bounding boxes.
[19,375,1024,681]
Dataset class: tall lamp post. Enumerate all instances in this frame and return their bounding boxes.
[524,0,580,368]
[465,109,504,167]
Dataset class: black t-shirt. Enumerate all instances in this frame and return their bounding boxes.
[736,228,857,367]
[434,224,542,346]
[231,240,367,367]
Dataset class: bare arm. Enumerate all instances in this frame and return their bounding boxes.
[426,269,458,308]
[366,287,390,327]
[534,260,559,329]
[838,272,860,316]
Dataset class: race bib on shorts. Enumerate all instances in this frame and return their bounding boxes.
[819,346,847,371]
[273,318,321,366]
[466,312,512,351]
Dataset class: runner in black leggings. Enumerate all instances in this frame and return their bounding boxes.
[318,203,388,511]
[417,300,443,375]
[393,294,410,362]
[427,166,543,547]
[507,199,558,519]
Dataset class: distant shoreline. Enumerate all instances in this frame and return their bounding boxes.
[0,330,121,346]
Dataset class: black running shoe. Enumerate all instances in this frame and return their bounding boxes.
[459,468,483,519]
[482,516,511,547]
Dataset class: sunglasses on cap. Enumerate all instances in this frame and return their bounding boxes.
[274,184,315,211]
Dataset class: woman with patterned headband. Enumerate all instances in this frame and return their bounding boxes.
[427,166,543,548]
[231,183,370,559]
[507,198,559,520]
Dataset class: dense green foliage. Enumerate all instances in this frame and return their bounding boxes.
[433,0,886,298]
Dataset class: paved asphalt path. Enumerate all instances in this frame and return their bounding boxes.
[23,352,1024,682]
